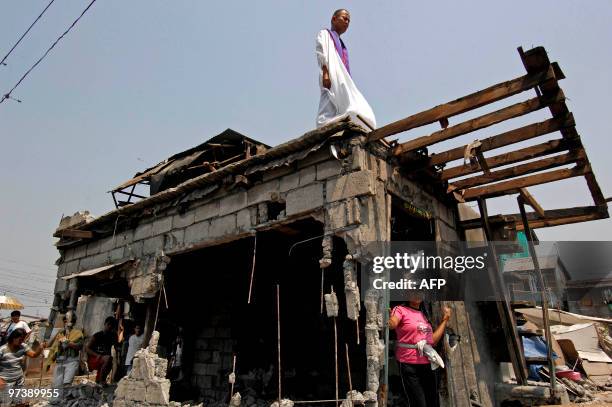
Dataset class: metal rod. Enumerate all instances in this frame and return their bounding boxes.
[334,315,339,407]
[277,284,282,405]
[518,196,556,395]
[345,343,353,394]
[320,268,325,314]
[293,400,350,404]
[248,234,257,304]
[230,354,237,399]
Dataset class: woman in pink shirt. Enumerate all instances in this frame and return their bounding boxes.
[389,297,451,407]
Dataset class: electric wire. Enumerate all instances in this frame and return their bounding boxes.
[0,0,57,67]
[0,257,56,271]
[0,0,98,104]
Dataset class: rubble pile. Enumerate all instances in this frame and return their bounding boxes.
[31,381,114,407]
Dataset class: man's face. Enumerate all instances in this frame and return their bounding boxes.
[332,11,350,35]
[135,325,142,335]
[11,315,19,323]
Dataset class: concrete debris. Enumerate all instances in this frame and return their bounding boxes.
[319,235,333,268]
[113,330,172,407]
[270,399,294,407]
[343,255,360,321]
[229,392,242,407]
[341,390,365,407]
[31,381,113,407]
[57,210,95,232]
[324,290,339,317]
[364,290,385,392]
[362,391,378,407]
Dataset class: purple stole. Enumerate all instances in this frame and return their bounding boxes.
[326,29,350,75]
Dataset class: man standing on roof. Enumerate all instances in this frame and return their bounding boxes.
[316,9,376,130]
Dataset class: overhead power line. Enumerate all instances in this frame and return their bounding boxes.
[0,0,57,67]
[0,257,56,271]
[1,0,98,104]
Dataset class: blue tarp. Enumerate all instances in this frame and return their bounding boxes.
[522,336,558,381]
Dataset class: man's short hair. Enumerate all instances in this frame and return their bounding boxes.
[104,316,117,329]
[10,310,20,317]
[333,9,349,17]
[8,328,26,342]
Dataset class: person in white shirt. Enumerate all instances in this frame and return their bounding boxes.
[315,9,376,130]
[0,311,31,345]
[124,324,144,375]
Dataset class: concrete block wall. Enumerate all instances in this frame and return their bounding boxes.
[55,145,384,295]
[191,323,234,400]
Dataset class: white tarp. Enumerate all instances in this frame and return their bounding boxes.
[552,322,612,363]
[315,29,376,130]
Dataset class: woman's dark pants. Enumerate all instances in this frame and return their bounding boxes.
[399,362,439,407]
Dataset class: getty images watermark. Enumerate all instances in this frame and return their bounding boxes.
[359,241,612,303]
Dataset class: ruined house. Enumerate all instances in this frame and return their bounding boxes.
[49,46,609,406]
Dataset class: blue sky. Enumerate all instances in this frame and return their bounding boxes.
[1,1,610,315]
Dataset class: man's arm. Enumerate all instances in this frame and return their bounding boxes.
[316,30,331,89]
[85,335,100,357]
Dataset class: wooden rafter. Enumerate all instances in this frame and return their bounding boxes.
[449,150,585,191]
[368,66,556,142]
[462,165,588,200]
[427,113,575,167]
[393,90,564,156]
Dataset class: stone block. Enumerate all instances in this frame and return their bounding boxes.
[200,328,215,338]
[326,170,375,203]
[142,235,165,255]
[125,240,144,259]
[297,148,331,168]
[152,216,173,235]
[316,160,342,180]
[185,221,210,245]
[236,208,252,231]
[350,145,368,171]
[85,241,102,257]
[298,166,316,186]
[194,201,220,222]
[144,379,170,405]
[109,247,125,263]
[63,243,86,262]
[114,230,134,249]
[196,375,212,389]
[134,222,153,241]
[279,172,300,192]
[209,214,237,238]
[262,165,294,182]
[219,192,247,216]
[325,202,347,230]
[63,260,79,277]
[377,158,389,181]
[164,229,185,252]
[247,180,280,205]
[285,183,324,216]
[128,380,146,402]
[196,351,212,363]
[173,211,195,229]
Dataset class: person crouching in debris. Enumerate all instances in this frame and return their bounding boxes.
[44,314,84,390]
[388,291,451,407]
[315,9,376,129]
[85,316,118,385]
[0,328,43,404]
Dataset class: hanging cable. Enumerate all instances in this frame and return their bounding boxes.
[0,0,57,67]
[0,0,98,104]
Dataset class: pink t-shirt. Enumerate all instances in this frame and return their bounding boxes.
[392,305,433,364]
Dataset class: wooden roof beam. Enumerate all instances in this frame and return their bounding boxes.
[393,90,564,156]
[441,138,575,180]
[368,66,556,142]
[449,150,585,191]
[519,188,545,218]
[427,113,575,167]
[462,165,589,201]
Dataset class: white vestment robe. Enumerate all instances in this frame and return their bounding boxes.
[315,29,376,130]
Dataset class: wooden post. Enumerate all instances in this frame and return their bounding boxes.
[477,198,528,385]
[518,196,556,396]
